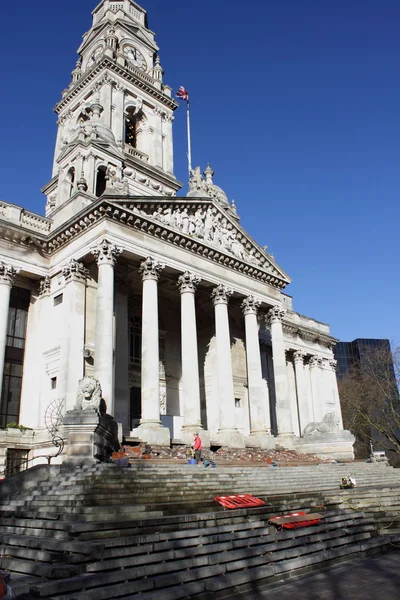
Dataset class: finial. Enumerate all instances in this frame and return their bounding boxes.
[203,163,214,185]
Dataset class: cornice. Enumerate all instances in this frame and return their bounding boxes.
[17,197,286,289]
[54,58,178,114]
[282,320,338,348]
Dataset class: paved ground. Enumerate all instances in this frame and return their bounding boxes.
[232,551,400,600]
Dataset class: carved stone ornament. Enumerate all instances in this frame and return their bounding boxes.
[0,263,19,286]
[139,257,164,281]
[177,271,201,294]
[303,412,340,436]
[211,284,233,306]
[309,355,323,368]
[75,377,103,412]
[293,349,306,364]
[241,295,261,316]
[62,259,89,283]
[92,239,123,266]
[39,276,51,296]
[329,359,338,371]
[267,305,286,324]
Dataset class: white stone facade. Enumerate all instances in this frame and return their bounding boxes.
[0,0,353,472]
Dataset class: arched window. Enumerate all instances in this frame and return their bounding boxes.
[66,167,75,198]
[125,108,137,148]
[95,166,107,197]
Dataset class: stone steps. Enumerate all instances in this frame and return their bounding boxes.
[25,511,393,599]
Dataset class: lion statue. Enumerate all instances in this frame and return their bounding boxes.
[303,412,340,436]
[75,377,103,412]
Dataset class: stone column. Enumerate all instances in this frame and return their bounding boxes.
[329,359,344,428]
[0,263,19,405]
[92,239,122,416]
[177,272,209,446]
[57,260,88,411]
[241,296,274,449]
[211,284,244,448]
[293,350,310,436]
[268,305,294,445]
[132,257,170,446]
[309,355,323,422]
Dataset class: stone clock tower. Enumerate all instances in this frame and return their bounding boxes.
[43,0,181,228]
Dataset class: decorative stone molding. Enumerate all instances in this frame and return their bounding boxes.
[62,259,89,283]
[241,295,261,316]
[177,271,201,294]
[139,257,164,281]
[329,359,338,371]
[0,263,19,286]
[211,284,233,306]
[92,239,123,266]
[39,276,51,296]
[19,199,289,291]
[267,305,286,324]
[293,349,306,364]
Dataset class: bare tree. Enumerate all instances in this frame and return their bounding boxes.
[338,345,400,460]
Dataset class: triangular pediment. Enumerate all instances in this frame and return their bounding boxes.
[106,196,291,288]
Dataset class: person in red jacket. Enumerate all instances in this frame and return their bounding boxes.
[193,433,202,464]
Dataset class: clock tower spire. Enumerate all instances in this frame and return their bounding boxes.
[43,0,181,227]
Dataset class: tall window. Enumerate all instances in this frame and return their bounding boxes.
[125,111,137,147]
[95,166,107,197]
[0,287,30,428]
[129,316,142,366]
[66,167,75,198]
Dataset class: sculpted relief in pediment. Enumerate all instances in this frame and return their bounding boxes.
[116,199,284,279]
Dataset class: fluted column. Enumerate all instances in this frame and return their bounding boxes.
[178,272,209,445]
[268,305,294,443]
[309,355,323,422]
[92,239,122,415]
[211,284,244,448]
[329,359,344,428]
[132,257,170,446]
[293,350,310,436]
[0,263,19,405]
[57,261,88,411]
[241,296,273,449]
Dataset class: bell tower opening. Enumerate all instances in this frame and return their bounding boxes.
[125,109,138,148]
[67,167,75,198]
[95,166,107,197]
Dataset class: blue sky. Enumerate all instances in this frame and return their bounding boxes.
[0,0,399,344]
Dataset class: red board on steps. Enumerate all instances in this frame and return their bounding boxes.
[214,495,266,509]
[268,511,322,529]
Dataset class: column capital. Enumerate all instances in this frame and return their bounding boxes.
[92,239,123,267]
[0,262,19,286]
[62,259,89,283]
[139,256,164,281]
[211,284,233,306]
[267,305,286,324]
[177,271,201,294]
[329,359,338,371]
[293,349,306,364]
[241,295,261,316]
[39,276,51,296]
[309,355,323,368]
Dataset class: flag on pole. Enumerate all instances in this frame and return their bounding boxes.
[176,86,189,102]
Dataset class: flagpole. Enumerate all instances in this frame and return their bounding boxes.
[186,98,192,178]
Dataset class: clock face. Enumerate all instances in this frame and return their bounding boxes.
[123,46,147,71]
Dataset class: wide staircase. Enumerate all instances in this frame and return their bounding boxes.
[1,462,400,599]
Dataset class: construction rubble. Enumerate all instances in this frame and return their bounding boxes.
[115,444,334,465]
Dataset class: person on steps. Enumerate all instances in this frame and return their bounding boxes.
[193,433,202,464]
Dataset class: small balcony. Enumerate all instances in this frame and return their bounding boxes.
[124,144,149,163]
